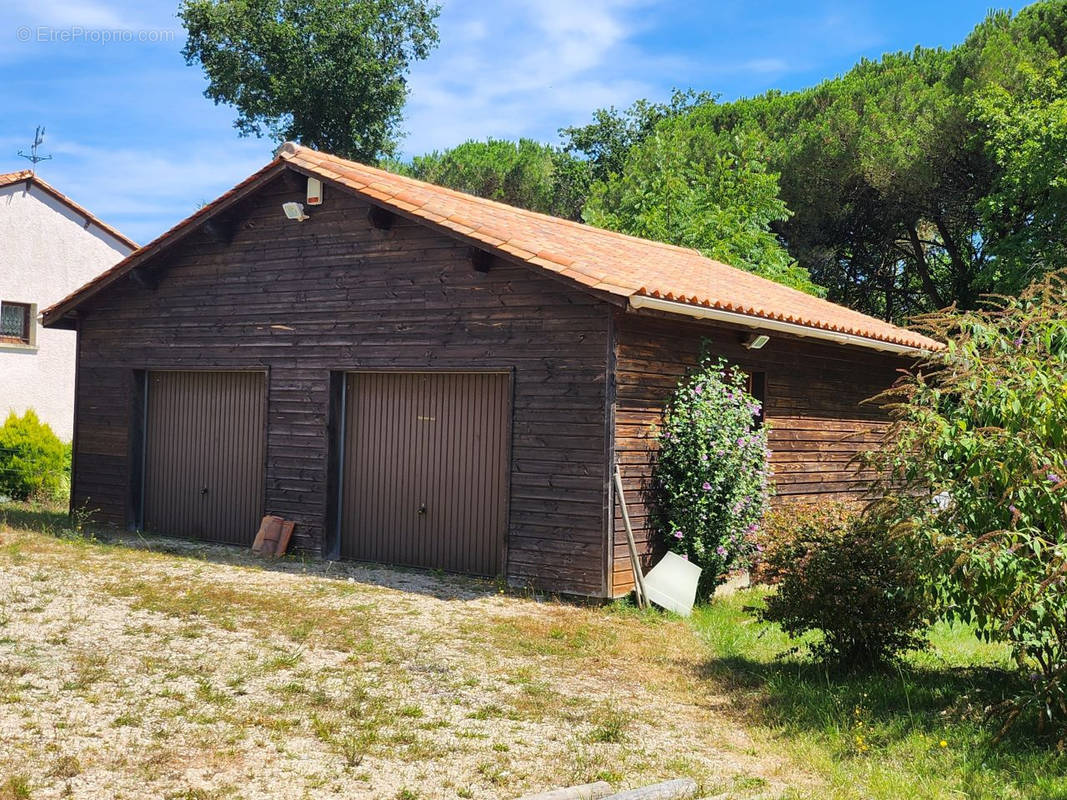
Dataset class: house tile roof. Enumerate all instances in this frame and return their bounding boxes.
[280,145,940,351]
[0,170,138,251]
[42,143,940,352]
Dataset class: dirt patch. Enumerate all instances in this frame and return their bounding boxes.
[0,524,812,799]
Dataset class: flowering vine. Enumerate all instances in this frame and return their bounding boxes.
[651,355,771,596]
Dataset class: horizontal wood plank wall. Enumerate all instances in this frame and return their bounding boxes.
[611,310,907,596]
[71,170,611,596]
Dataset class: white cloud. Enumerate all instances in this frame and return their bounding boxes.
[4,0,140,30]
[25,135,272,244]
[401,0,662,155]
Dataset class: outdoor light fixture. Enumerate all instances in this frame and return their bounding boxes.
[282,201,309,222]
[743,333,770,350]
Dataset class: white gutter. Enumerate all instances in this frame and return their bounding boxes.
[628,294,925,355]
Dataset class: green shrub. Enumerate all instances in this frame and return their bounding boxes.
[651,355,770,596]
[0,410,69,503]
[758,513,931,669]
[752,500,858,585]
[870,270,1067,734]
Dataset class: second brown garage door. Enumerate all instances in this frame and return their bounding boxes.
[143,370,267,545]
[339,372,511,576]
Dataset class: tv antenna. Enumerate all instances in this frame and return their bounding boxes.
[18,126,52,167]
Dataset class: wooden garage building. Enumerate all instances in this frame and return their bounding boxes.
[42,143,939,598]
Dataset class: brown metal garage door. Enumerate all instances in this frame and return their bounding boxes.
[340,372,511,575]
[144,371,267,544]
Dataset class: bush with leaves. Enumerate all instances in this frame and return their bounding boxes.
[759,511,932,668]
[651,356,770,597]
[752,500,859,585]
[0,410,69,503]
[870,270,1067,734]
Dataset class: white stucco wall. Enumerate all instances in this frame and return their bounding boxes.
[0,181,133,441]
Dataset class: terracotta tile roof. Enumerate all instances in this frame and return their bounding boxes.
[42,143,940,352]
[280,144,940,351]
[0,170,138,251]
[0,170,33,186]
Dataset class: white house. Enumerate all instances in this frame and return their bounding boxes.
[0,170,135,441]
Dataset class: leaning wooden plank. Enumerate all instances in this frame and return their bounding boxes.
[602,779,698,800]
[515,782,614,800]
[273,520,295,557]
[614,464,649,608]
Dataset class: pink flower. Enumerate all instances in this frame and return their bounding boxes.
[716,545,728,558]
[672,529,683,539]
[702,481,712,491]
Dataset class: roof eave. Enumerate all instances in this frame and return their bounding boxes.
[627,294,939,355]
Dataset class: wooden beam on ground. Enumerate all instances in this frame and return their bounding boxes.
[602,779,698,800]
[516,782,614,800]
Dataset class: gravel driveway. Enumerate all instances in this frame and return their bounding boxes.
[0,511,804,799]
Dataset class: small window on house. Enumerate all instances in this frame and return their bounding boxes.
[0,302,34,346]
[747,371,766,426]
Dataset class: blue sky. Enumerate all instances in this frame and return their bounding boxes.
[1,0,1026,244]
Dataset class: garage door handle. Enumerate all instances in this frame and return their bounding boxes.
[417,503,426,515]
[200,487,209,496]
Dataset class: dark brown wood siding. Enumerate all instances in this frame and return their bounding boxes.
[339,371,511,575]
[70,169,611,596]
[611,310,906,596]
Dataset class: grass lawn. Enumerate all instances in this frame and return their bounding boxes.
[691,589,1067,800]
[1,501,1063,799]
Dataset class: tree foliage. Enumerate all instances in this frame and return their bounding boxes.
[0,410,69,503]
[560,89,713,184]
[567,1,1067,320]
[871,270,1067,735]
[584,125,822,294]
[392,138,590,220]
[179,0,440,162]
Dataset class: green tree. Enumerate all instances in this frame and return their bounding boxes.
[0,410,68,503]
[871,271,1067,734]
[567,1,1067,320]
[394,138,591,220]
[584,125,822,294]
[179,0,440,162]
[975,58,1067,292]
[560,89,713,184]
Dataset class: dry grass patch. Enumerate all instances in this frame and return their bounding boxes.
[0,504,809,799]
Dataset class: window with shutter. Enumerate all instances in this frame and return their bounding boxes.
[0,302,33,345]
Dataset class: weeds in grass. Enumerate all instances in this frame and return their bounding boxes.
[0,775,31,800]
[587,703,629,744]
[46,756,80,779]
[61,651,108,691]
[477,760,509,786]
